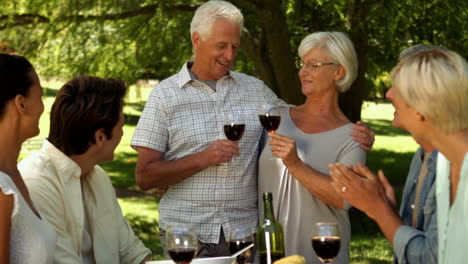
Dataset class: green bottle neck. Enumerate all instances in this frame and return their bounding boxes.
[263,197,276,222]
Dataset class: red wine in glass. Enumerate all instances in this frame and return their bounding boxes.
[311,236,340,263]
[228,228,254,264]
[258,104,281,134]
[168,248,196,264]
[166,224,198,264]
[229,241,253,264]
[312,222,340,263]
[223,111,245,141]
[224,124,245,141]
[259,115,280,133]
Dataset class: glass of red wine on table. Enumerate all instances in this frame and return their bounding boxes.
[312,222,340,263]
[228,228,254,264]
[166,224,198,264]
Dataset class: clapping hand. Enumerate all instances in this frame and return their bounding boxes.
[328,162,396,219]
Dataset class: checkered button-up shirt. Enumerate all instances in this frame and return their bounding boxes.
[131,62,283,243]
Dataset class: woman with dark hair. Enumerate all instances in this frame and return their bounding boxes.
[0,53,56,263]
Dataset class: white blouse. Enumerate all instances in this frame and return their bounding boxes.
[0,172,56,263]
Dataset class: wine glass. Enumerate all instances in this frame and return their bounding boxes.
[311,222,340,263]
[166,224,198,264]
[258,104,281,134]
[228,228,254,264]
[223,110,246,141]
[258,104,281,160]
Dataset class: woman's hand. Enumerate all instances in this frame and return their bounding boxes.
[269,133,301,167]
[328,162,403,245]
[328,162,396,219]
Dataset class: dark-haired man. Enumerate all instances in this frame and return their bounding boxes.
[20,76,151,264]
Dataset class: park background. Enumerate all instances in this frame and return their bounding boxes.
[2,0,467,263]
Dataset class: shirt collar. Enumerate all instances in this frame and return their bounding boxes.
[175,61,237,89]
[426,150,438,166]
[41,139,82,183]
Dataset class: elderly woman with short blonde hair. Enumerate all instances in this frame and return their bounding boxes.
[330,48,468,264]
[392,49,468,264]
[258,31,366,264]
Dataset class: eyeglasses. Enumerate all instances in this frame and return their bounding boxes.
[295,60,339,70]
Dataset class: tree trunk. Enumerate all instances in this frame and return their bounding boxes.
[258,0,304,105]
[340,0,370,122]
[238,0,304,105]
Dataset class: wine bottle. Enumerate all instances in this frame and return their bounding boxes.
[256,192,285,264]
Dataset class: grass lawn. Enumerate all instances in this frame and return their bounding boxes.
[348,101,418,263]
[22,80,419,262]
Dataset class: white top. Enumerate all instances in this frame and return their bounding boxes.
[0,172,56,263]
[19,140,151,264]
[258,107,366,264]
[81,181,95,264]
[436,152,468,264]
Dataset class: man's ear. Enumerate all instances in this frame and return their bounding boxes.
[192,32,201,49]
[94,128,106,147]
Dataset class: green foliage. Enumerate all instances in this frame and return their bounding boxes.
[364,0,468,93]
[1,0,199,83]
[2,0,467,98]
[285,0,348,54]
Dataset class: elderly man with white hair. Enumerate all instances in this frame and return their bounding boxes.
[132,1,282,256]
[132,0,375,258]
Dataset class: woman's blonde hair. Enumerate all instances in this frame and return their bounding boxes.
[391,49,468,133]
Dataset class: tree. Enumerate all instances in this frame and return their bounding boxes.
[1,0,467,121]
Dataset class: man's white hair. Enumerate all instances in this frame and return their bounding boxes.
[190,0,243,41]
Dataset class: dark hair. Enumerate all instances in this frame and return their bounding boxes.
[0,54,35,118]
[48,76,127,155]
